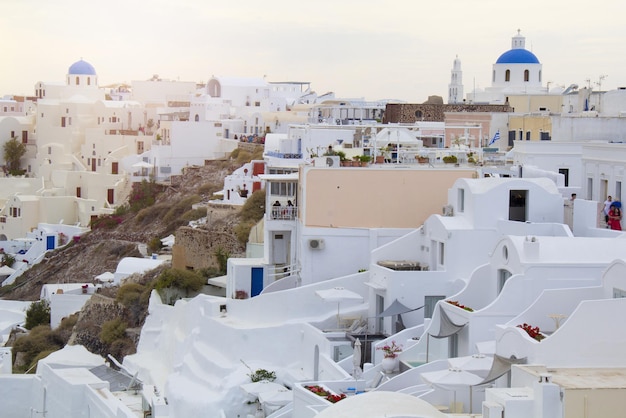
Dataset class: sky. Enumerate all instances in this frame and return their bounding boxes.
[1,0,625,103]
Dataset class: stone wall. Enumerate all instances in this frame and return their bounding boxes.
[171,204,243,271]
[384,103,513,123]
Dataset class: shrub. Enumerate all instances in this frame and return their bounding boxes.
[234,220,257,245]
[90,214,123,230]
[443,155,458,164]
[248,368,276,382]
[147,236,163,254]
[240,189,265,222]
[116,283,145,307]
[163,195,202,223]
[100,318,128,344]
[12,325,61,373]
[180,207,207,222]
[25,300,51,330]
[1,253,15,267]
[214,246,230,275]
[129,179,161,213]
[155,268,205,296]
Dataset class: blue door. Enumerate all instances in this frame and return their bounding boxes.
[251,267,264,297]
[46,236,55,250]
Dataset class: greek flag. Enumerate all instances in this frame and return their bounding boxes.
[488,130,501,146]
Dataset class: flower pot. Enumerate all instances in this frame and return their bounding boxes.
[381,356,398,374]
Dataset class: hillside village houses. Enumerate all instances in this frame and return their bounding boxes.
[4,29,626,417]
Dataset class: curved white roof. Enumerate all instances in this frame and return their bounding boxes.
[314,391,447,418]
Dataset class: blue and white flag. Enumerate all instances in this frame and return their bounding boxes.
[488,130,500,146]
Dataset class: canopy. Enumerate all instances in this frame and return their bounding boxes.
[475,354,526,386]
[316,287,363,328]
[315,287,363,303]
[421,367,483,390]
[132,161,153,168]
[376,299,421,317]
[447,354,494,379]
[374,127,420,146]
[428,305,468,339]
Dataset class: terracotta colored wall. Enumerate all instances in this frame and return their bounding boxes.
[302,168,477,229]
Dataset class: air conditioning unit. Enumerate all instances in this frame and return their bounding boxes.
[309,238,325,250]
[325,156,340,167]
[442,205,454,216]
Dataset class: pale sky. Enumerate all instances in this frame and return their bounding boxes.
[1,0,625,102]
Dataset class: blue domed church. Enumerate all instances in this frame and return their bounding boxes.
[458,30,545,104]
[67,59,98,88]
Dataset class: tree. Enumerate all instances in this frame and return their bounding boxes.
[3,137,27,175]
[24,300,51,330]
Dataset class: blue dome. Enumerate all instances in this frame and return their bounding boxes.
[496,49,539,64]
[68,60,97,75]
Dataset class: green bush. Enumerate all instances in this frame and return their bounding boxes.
[147,236,163,254]
[12,325,62,373]
[116,283,145,307]
[1,253,15,267]
[214,246,230,275]
[25,300,50,330]
[240,189,265,222]
[180,207,207,222]
[100,318,128,344]
[155,268,205,296]
[163,195,202,223]
[443,155,458,164]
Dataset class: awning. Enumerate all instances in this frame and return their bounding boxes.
[474,354,526,386]
[376,299,423,317]
[428,305,467,339]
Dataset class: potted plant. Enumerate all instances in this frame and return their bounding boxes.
[443,155,458,164]
[359,155,372,166]
[352,156,362,167]
[377,340,403,373]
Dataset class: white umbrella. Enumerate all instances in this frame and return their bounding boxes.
[447,354,493,379]
[132,161,153,168]
[315,287,363,328]
[95,272,114,283]
[353,338,362,379]
[421,367,482,413]
[0,265,16,276]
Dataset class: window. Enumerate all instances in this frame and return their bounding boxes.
[424,296,445,319]
[587,177,593,200]
[270,182,297,196]
[558,169,569,187]
[509,190,527,222]
[616,181,622,201]
[88,77,91,86]
[524,69,529,82]
[439,241,445,266]
[505,69,511,82]
[76,76,79,85]
[458,188,465,212]
[497,269,512,294]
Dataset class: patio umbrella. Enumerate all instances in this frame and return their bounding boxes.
[352,338,362,379]
[421,367,482,413]
[315,287,363,328]
[95,271,114,282]
[611,201,622,208]
[132,161,153,169]
[447,354,494,379]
